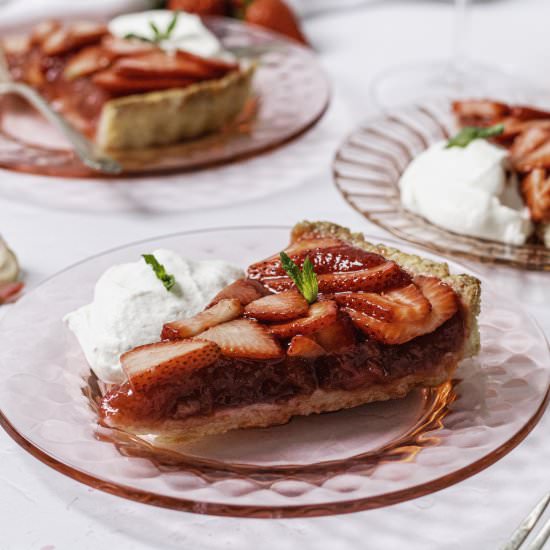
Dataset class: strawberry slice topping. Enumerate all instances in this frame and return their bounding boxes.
[287,335,326,359]
[333,283,431,323]
[176,50,238,73]
[100,35,157,58]
[92,69,197,93]
[41,22,108,56]
[262,261,409,294]
[248,242,384,280]
[343,276,458,345]
[197,319,283,360]
[312,315,356,352]
[521,169,550,222]
[162,299,243,340]
[244,290,309,322]
[31,20,62,46]
[121,339,220,392]
[268,300,338,339]
[209,278,269,307]
[112,52,224,80]
[64,45,113,80]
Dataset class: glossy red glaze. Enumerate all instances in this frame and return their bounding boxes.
[99,238,466,430]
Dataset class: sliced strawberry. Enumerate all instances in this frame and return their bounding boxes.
[92,69,196,93]
[0,281,24,304]
[197,319,283,360]
[318,262,409,293]
[248,244,385,281]
[64,45,113,80]
[510,126,550,171]
[122,339,220,392]
[343,276,458,345]
[521,169,550,222]
[511,105,550,121]
[514,137,550,172]
[452,99,510,126]
[247,237,341,279]
[287,335,326,359]
[244,290,308,322]
[2,34,31,56]
[268,300,338,339]
[176,50,238,73]
[209,278,269,307]
[42,22,108,56]
[312,315,356,352]
[31,20,62,46]
[333,283,431,323]
[262,261,409,294]
[101,35,157,58]
[162,299,243,340]
[112,52,221,80]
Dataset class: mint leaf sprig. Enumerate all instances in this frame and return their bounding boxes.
[142,254,176,291]
[279,252,318,304]
[446,123,504,149]
[124,11,180,44]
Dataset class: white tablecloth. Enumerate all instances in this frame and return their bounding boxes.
[1,1,550,548]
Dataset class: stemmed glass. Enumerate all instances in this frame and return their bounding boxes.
[370,0,519,111]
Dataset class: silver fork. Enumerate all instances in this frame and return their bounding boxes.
[502,493,550,550]
[0,48,122,175]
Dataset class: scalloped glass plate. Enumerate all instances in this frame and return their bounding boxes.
[332,99,550,270]
[0,18,329,178]
[0,227,548,517]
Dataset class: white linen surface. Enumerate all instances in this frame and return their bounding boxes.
[0,1,549,549]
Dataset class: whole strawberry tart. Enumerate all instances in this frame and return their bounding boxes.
[2,11,254,149]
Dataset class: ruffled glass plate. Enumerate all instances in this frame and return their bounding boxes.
[0,17,329,177]
[332,99,550,270]
[0,227,548,517]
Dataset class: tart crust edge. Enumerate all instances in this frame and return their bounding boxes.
[96,65,255,150]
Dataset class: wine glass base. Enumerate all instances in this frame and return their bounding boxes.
[369,59,533,112]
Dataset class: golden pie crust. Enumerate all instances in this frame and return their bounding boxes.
[96,65,255,150]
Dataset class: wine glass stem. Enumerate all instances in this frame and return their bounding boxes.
[452,0,470,74]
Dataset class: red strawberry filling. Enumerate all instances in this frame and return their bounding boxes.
[99,238,467,430]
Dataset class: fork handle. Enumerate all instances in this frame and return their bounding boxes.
[0,81,122,174]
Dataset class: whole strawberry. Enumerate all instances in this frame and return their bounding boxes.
[234,0,308,45]
[167,0,230,16]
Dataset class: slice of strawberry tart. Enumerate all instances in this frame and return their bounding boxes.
[99,221,481,440]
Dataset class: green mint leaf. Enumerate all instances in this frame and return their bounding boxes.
[446,123,504,148]
[165,11,179,39]
[142,254,176,291]
[149,20,162,41]
[279,252,318,304]
[123,32,154,43]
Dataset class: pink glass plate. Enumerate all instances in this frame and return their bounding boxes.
[0,226,548,517]
[332,98,550,270]
[0,17,329,177]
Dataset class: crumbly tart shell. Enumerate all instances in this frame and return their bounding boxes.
[113,221,482,440]
[96,65,255,150]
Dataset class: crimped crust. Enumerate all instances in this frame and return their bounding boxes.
[119,222,482,440]
[96,65,255,150]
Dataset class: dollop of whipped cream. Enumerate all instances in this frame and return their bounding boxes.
[64,249,243,383]
[399,139,533,245]
[108,10,223,58]
[0,236,19,283]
